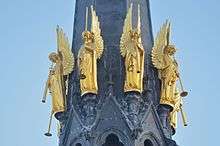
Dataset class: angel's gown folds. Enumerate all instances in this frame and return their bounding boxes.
[47,63,66,115]
[79,43,98,96]
[169,89,182,130]
[124,41,144,93]
[160,54,179,107]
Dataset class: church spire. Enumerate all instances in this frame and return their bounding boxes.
[41,0,188,146]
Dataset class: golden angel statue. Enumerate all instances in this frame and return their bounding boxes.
[42,26,74,136]
[152,21,188,108]
[169,88,188,133]
[120,4,145,93]
[151,21,178,107]
[42,26,74,115]
[78,6,104,96]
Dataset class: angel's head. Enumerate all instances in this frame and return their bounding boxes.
[129,29,140,41]
[82,31,94,43]
[164,45,176,55]
[49,52,60,63]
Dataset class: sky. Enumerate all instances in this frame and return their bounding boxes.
[0,0,219,146]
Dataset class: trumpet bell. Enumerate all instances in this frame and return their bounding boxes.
[44,132,52,137]
[180,91,188,97]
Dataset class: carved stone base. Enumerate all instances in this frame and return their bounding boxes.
[80,93,98,126]
[157,104,173,139]
[55,112,66,122]
[54,112,67,137]
[125,91,142,127]
[123,91,145,139]
[165,138,178,146]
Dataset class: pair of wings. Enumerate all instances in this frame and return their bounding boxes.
[151,21,171,70]
[56,26,74,75]
[91,6,104,59]
[120,5,143,57]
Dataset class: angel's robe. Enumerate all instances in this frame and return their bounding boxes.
[160,55,179,107]
[46,63,65,115]
[169,91,182,130]
[79,44,98,96]
[124,41,144,93]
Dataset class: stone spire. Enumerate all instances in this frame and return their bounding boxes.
[56,0,178,146]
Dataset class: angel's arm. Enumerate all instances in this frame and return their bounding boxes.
[136,42,144,54]
[162,55,173,69]
[85,44,95,53]
[136,42,145,71]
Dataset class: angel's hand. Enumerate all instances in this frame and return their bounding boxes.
[176,72,180,78]
[85,45,94,52]
[137,43,144,52]
[139,45,144,51]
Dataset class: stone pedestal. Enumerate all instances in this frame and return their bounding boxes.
[158,104,173,139]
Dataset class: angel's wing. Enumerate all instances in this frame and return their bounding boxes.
[137,4,144,50]
[91,6,104,59]
[151,20,170,69]
[120,5,132,57]
[56,26,75,75]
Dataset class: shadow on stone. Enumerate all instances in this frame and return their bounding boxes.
[102,134,124,146]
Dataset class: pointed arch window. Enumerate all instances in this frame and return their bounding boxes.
[102,133,124,146]
[75,143,82,146]
[144,139,153,146]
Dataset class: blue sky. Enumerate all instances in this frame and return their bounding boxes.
[1,0,219,146]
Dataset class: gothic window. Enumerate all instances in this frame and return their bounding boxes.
[144,139,153,146]
[75,143,82,146]
[102,134,124,146]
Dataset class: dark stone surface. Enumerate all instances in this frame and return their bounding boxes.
[57,0,178,146]
[157,105,173,139]
[80,93,99,126]
[165,138,178,146]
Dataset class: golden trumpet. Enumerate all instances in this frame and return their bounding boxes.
[178,76,188,97]
[42,80,48,103]
[180,104,188,126]
[42,66,53,103]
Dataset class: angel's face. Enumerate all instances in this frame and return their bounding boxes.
[130,30,140,41]
[49,53,60,63]
[165,45,176,55]
[83,31,94,44]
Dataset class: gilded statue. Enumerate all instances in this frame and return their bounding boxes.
[152,21,188,132]
[120,4,145,93]
[152,21,183,108]
[42,26,74,136]
[42,26,74,118]
[78,6,104,96]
